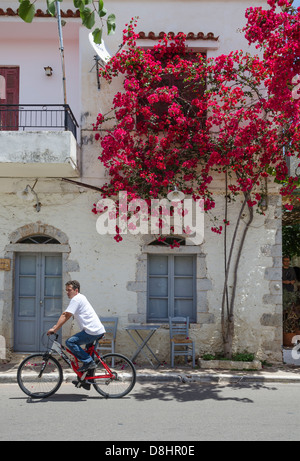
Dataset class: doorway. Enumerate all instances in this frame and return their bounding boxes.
[0,66,19,130]
[14,253,62,352]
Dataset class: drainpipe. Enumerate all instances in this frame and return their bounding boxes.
[56,1,67,105]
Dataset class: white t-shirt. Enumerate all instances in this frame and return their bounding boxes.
[66,293,106,336]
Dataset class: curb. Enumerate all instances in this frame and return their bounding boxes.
[136,372,300,384]
[2,370,300,384]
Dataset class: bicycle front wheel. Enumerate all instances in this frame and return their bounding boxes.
[17,353,63,399]
[91,353,136,398]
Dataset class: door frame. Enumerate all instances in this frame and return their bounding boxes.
[8,243,70,352]
[2,223,74,352]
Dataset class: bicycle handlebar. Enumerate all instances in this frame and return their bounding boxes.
[49,333,59,340]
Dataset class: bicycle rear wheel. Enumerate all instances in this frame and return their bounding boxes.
[91,353,136,398]
[17,353,63,399]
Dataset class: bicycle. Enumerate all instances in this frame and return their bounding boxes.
[17,333,136,399]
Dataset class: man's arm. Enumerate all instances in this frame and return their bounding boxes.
[47,312,73,335]
[283,280,295,285]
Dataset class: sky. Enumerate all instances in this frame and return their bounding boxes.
[292,0,300,8]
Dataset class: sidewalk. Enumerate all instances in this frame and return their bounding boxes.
[2,352,300,384]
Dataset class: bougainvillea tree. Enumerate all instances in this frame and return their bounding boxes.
[93,0,300,357]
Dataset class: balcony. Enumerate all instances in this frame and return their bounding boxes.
[0,104,79,178]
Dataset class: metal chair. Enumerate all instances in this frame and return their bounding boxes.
[169,316,195,368]
[97,317,118,359]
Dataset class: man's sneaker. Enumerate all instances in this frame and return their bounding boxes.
[78,361,97,373]
[72,380,91,391]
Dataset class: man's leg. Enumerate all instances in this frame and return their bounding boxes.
[66,331,96,365]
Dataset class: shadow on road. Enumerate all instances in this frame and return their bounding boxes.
[10,380,278,404]
[131,381,278,403]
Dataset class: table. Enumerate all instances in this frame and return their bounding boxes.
[125,324,161,369]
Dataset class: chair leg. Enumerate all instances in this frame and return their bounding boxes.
[192,343,195,368]
[171,344,174,368]
[185,347,188,364]
[170,344,196,368]
[112,342,115,367]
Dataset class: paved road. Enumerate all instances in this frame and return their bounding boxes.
[1,381,300,441]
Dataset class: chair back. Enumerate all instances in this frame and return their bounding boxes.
[169,316,189,339]
[169,316,195,368]
[100,317,118,339]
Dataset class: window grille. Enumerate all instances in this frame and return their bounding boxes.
[17,235,60,244]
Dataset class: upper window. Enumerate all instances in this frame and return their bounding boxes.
[137,48,206,131]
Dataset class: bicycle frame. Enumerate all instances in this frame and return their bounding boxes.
[48,338,115,382]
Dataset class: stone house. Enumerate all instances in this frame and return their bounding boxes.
[0,0,283,364]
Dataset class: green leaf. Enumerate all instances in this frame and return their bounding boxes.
[92,27,102,44]
[47,0,56,17]
[99,7,107,17]
[107,13,116,25]
[107,22,116,35]
[98,0,107,16]
[18,0,35,23]
[74,0,87,11]
[80,8,95,29]
[107,13,116,35]
[73,0,92,12]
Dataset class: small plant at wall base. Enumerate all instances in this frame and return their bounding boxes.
[202,352,255,362]
[93,1,300,359]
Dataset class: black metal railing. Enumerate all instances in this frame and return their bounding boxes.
[0,104,79,140]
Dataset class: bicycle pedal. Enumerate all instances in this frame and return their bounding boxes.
[72,379,91,391]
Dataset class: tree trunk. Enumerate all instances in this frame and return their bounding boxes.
[221,192,254,358]
[223,315,234,358]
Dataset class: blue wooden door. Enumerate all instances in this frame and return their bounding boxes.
[14,253,62,351]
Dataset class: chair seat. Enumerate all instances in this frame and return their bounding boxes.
[171,338,193,344]
[98,339,112,345]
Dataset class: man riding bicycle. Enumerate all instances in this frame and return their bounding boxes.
[47,280,105,373]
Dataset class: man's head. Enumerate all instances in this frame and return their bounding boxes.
[283,256,291,269]
[65,280,80,299]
